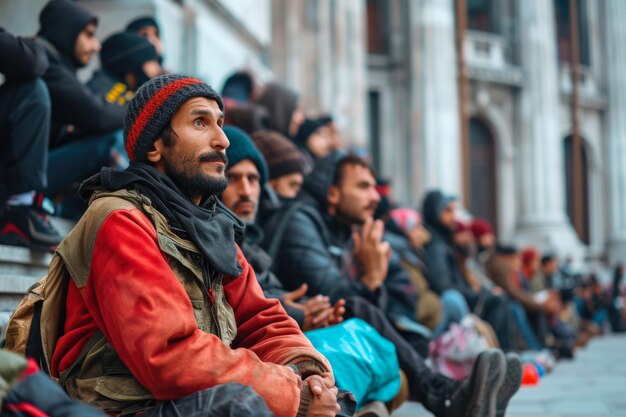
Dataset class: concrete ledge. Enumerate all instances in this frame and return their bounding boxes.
[0,274,39,294]
[0,244,53,267]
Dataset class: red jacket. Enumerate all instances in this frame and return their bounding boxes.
[51,207,330,417]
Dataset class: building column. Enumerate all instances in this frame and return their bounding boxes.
[514,0,583,258]
[412,0,462,199]
[269,0,367,147]
[604,0,626,265]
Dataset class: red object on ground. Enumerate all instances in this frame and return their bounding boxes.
[521,363,540,386]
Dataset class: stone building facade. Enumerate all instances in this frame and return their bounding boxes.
[1,0,624,266]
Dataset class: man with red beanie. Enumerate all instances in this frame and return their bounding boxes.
[31,74,342,417]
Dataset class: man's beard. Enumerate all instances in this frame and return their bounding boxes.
[164,155,228,200]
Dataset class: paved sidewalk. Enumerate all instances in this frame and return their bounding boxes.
[392,334,626,417]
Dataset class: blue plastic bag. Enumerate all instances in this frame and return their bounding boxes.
[306,318,401,409]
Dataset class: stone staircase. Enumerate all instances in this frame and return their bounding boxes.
[0,218,74,322]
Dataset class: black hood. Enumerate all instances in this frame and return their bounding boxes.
[38,0,97,68]
[422,189,456,236]
[301,151,346,210]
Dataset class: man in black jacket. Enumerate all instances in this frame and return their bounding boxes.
[0,27,63,249]
[220,127,521,417]
[263,152,422,333]
[87,32,162,108]
[422,190,514,350]
[35,0,128,197]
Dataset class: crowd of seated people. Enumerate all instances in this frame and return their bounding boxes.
[1,1,624,417]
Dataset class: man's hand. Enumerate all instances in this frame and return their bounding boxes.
[283,284,335,331]
[327,299,346,326]
[353,217,391,291]
[305,375,340,417]
[283,283,310,308]
[301,296,333,331]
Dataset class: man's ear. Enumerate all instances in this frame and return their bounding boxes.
[327,185,340,207]
[147,138,164,164]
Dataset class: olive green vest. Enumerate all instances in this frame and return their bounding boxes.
[53,188,238,414]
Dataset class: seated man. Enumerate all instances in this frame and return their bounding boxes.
[422,191,514,351]
[35,74,345,417]
[257,151,521,417]
[35,0,128,196]
[0,27,63,249]
[87,32,162,106]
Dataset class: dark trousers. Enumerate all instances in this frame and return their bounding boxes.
[140,383,355,417]
[140,383,274,417]
[0,78,50,202]
[344,296,435,404]
[47,129,126,196]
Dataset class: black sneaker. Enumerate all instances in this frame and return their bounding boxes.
[496,353,523,417]
[0,203,63,251]
[446,349,506,417]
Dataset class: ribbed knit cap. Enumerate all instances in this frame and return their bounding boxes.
[223,125,269,185]
[123,74,223,162]
[101,32,157,79]
[252,130,306,180]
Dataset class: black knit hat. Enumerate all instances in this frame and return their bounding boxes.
[126,16,160,35]
[123,74,223,162]
[101,32,157,79]
[223,125,269,185]
[252,130,306,180]
[294,118,325,149]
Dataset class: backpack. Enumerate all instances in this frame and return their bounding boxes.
[3,276,49,373]
[4,254,72,376]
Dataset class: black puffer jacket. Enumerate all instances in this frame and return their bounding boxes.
[240,223,306,326]
[35,0,125,147]
[260,152,385,306]
[260,152,418,322]
[422,190,475,301]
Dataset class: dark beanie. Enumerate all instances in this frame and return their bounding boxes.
[123,74,223,162]
[221,71,254,104]
[101,32,157,79]
[38,0,98,64]
[223,125,268,185]
[126,16,160,35]
[252,130,306,180]
[294,118,325,149]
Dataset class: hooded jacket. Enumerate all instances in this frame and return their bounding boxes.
[260,152,418,322]
[256,82,298,138]
[0,28,48,79]
[422,190,475,300]
[35,0,125,147]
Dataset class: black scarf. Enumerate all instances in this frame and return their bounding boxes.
[79,162,244,277]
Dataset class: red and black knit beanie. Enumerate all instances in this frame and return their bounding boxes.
[123,74,223,162]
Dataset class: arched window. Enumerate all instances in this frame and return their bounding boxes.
[469,118,498,233]
[564,135,590,244]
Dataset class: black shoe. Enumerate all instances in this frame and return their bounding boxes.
[445,349,506,417]
[0,204,62,251]
[496,353,522,417]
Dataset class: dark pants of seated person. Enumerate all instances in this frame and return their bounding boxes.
[0,78,50,201]
[47,129,126,196]
[344,296,442,405]
[140,382,355,417]
[139,383,274,417]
